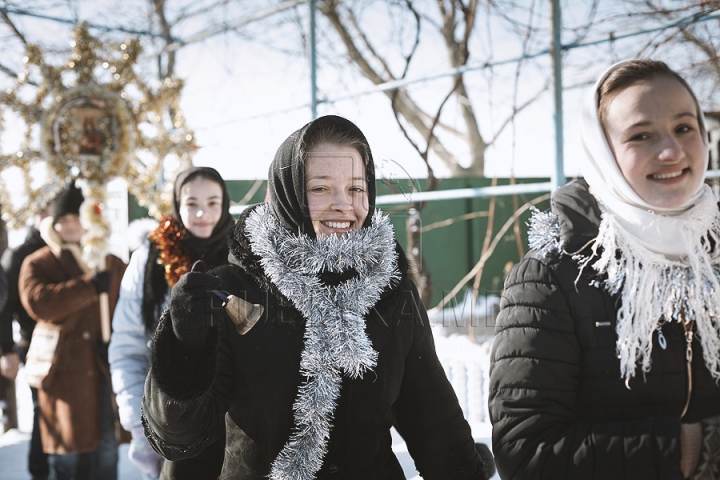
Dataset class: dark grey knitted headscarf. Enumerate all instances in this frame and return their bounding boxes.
[267,115,376,238]
[170,166,234,265]
[142,166,233,333]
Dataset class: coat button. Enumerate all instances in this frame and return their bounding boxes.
[82,331,91,340]
[328,464,339,473]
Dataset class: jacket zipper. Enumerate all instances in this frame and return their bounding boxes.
[680,319,694,420]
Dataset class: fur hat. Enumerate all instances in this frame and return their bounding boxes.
[51,181,84,224]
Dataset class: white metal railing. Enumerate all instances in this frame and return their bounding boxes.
[433,330,493,424]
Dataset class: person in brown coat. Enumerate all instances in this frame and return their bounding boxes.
[19,181,127,480]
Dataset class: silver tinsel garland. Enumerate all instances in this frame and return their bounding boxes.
[527,206,563,258]
[244,205,399,480]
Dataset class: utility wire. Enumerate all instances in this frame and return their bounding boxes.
[0,6,174,40]
[321,8,720,104]
[197,7,720,129]
[161,0,305,53]
[0,1,306,51]
[5,3,719,128]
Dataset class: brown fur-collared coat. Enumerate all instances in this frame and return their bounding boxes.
[19,220,127,454]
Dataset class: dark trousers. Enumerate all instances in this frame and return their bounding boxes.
[29,386,49,479]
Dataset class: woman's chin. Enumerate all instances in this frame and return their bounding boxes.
[189,229,213,239]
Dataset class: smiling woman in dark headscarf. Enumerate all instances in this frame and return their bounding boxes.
[141,115,489,480]
[109,166,231,480]
[265,115,376,236]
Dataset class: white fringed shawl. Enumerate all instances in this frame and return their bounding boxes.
[580,193,720,384]
[578,60,720,385]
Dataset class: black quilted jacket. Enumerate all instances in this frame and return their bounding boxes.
[489,180,720,479]
[0,227,46,357]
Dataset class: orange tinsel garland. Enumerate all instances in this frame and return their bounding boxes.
[147,216,192,287]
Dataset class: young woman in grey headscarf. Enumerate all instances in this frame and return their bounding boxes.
[141,115,489,479]
[109,167,232,479]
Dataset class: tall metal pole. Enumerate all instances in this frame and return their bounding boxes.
[550,0,565,189]
[310,0,317,119]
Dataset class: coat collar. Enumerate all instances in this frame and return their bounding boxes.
[38,216,90,274]
[550,179,602,255]
[227,204,410,301]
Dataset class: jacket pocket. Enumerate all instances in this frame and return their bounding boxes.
[221,413,265,480]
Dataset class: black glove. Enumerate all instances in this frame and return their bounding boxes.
[169,260,224,351]
[475,442,496,479]
[95,343,109,364]
[92,270,112,294]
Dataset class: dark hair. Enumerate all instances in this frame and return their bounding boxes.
[597,59,706,138]
[145,166,233,335]
[171,167,228,225]
[176,171,223,199]
[301,120,371,167]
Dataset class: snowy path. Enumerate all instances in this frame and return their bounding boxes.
[2,330,499,479]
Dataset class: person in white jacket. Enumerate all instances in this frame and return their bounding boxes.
[109,166,233,480]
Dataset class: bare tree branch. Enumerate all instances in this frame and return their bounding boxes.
[421,209,490,232]
[0,61,23,80]
[152,0,175,78]
[429,192,550,313]
[488,81,549,145]
[346,7,398,80]
[1,11,27,45]
[319,0,484,175]
[471,176,496,313]
[437,0,486,175]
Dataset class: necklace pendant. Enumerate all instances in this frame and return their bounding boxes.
[657,330,667,350]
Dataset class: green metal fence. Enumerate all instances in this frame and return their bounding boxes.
[130,177,552,309]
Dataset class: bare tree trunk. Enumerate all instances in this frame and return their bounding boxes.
[153,0,176,79]
[406,206,433,305]
[319,0,487,175]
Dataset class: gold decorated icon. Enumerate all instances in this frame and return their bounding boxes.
[0,22,195,230]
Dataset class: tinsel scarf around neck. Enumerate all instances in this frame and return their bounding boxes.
[529,192,720,387]
[244,204,399,480]
[147,216,195,287]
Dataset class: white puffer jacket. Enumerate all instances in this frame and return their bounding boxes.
[109,240,169,431]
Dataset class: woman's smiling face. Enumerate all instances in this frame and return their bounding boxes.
[603,75,706,209]
[178,177,223,238]
[305,144,369,237]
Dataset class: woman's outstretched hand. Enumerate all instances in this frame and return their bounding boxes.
[128,426,163,478]
[169,260,224,351]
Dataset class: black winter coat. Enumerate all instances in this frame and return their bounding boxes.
[0,264,7,314]
[489,180,720,479]
[0,227,46,357]
[143,210,486,480]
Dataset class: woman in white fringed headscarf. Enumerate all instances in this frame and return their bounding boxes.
[489,59,720,480]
